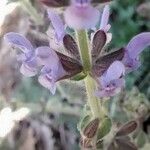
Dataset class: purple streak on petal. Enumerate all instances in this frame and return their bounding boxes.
[126,32,150,59]
[47,10,65,42]
[20,62,37,77]
[17,53,27,62]
[4,32,33,52]
[38,76,56,95]
[38,67,56,95]
[36,46,59,67]
[123,32,150,72]
[102,61,125,84]
[96,78,125,98]
[37,47,67,94]
[38,64,66,94]
[123,52,141,72]
[96,61,125,98]
[36,46,66,77]
[95,88,120,98]
[100,5,110,31]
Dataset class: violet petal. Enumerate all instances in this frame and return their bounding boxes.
[4,32,33,52]
[47,10,65,42]
[20,63,37,77]
[64,2,100,29]
[100,5,110,32]
[126,32,150,59]
[36,46,59,67]
[104,61,125,83]
[38,74,56,95]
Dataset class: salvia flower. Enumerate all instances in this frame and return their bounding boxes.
[64,0,100,29]
[96,61,125,98]
[100,5,110,32]
[47,11,65,42]
[36,46,67,94]
[99,5,112,44]
[123,32,150,72]
[4,32,37,77]
[4,32,83,95]
[4,2,150,98]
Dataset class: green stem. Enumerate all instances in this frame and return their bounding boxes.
[76,30,91,72]
[21,0,43,25]
[85,75,102,118]
[76,30,103,118]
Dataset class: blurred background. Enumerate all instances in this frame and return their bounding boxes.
[0,0,149,149]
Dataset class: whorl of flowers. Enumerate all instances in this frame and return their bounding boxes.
[4,0,150,98]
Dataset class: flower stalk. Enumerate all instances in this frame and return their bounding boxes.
[75,30,91,72]
[84,75,102,118]
[76,30,104,118]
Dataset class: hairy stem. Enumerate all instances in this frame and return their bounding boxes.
[85,75,102,118]
[76,30,91,72]
[21,0,43,25]
[76,30,103,118]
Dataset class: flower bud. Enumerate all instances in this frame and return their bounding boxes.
[83,118,99,138]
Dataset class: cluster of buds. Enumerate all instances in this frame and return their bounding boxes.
[79,117,138,149]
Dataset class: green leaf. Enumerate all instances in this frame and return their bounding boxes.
[136,131,146,148]
[77,115,91,132]
[97,117,112,140]
[71,72,87,81]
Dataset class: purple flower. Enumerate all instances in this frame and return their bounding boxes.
[96,61,125,98]
[64,0,100,29]
[47,10,65,42]
[99,5,112,44]
[36,46,67,94]
[4,32,37,77]
[123,32,150,72]
[100,5,111,32]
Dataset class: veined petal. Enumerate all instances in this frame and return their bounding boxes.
[64,2,100,29]
[123,52,141,72]
[95,88,120,98]
[4,32,33,53]
[96,61,125,98]
[36,46,59,67]
[104,61,125,83]
[47,10,65,42]
[100,5,110,31]
[96,78,124,98]
[113,78,125,88]
[20,63,37,77]
[38,74,56,95]
[126,32,150,59]
[39,64,66,94]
